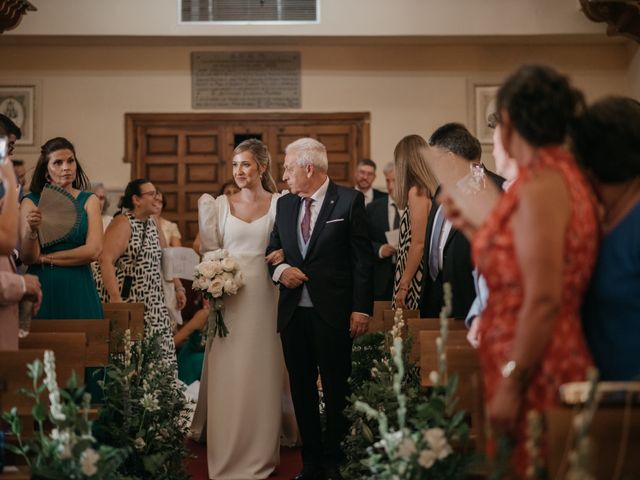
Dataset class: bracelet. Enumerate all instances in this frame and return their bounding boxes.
[398,286,409,291]
[175,286,186,293]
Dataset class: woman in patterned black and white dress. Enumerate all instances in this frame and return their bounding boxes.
[95,179,186,368]
[392,135,437,310]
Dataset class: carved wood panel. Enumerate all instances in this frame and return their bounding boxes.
[126,113,370,245]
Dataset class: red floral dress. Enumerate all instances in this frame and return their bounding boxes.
[472,147,598,475]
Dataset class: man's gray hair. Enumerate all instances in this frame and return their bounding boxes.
[285,138,328,172]
[382,162,394,174]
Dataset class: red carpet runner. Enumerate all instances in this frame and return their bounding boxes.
[186,440,303,480]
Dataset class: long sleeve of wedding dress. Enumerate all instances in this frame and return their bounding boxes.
[198,194,221,254]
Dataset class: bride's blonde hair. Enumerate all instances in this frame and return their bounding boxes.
[233,139,277,193]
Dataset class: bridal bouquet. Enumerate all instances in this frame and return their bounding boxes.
[192,248,244,338]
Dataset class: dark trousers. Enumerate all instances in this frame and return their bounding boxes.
[281,307,352,469]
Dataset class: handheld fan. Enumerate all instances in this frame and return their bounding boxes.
[37,183,81,248]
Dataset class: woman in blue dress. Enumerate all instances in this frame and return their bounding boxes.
[573,96,640,380]
[19,137,103,320]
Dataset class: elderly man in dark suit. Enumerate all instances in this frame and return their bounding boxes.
[420,123,504,320]
[267,138,373,480]
[366,162,402,301]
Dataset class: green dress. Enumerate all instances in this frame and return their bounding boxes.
[25,190,103,320]
[177,331,205,385]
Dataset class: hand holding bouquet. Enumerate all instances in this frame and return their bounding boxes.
[192,249,244,338]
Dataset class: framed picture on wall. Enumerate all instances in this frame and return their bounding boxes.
[466,77,503,145]
[0,84,38,146]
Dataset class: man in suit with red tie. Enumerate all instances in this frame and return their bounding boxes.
[267,138,373,480]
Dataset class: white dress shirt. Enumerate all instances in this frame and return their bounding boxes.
[356,187,374,206]
[273,176,330,282]
[430,205,453,271]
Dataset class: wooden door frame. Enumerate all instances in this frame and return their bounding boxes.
[124,112,371,177]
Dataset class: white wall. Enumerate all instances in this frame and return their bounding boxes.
[3,42,630,191]
[10,0,604,37]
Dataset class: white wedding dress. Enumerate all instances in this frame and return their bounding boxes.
[192,193,285,479]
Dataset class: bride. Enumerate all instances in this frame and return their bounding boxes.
[193,139,287,479]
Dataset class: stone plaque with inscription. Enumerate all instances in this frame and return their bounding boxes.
[191,51,301,109]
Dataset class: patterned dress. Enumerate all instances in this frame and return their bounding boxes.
[392,208,424,310]
[95,212,176,369]
[472,147,598,475]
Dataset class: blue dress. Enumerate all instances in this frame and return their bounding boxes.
[582,201,640,380]
[24,190,103,320]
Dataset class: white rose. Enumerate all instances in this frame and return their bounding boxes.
[418,449,436,469]
[208,277,225,297]
[134,437,146,451]
[222,271,234,282]
[233,271,244,288]
[221,257,236,272]
[223,279,239,295]
[80,447,100,477]
[203,249,227,262]
[396,438,417,459]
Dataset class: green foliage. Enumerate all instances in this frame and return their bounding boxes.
[93,331,191,480]
[1,352,129,479]
[343,332,423,479]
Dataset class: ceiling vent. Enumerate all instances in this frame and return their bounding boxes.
[180,0,318,24]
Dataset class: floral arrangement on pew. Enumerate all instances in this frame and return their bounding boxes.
[348,284,471,479]
[342,316,421,479]
[92,330,191,480]
[1,351,128,479]
[192,248,244,338]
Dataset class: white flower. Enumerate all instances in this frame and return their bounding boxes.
[423,428,452,459]
[221,257,236,272]
[134,437,146,451]
[418,449,437,469]
[223,279,239,295]
[428,371,439,384]
[53,428,74,459]
[140,392,161,412]
[233,271,244,288]
[207,277,225,297]
[203,249,228,262]
[80,447,100,476]
[396,438,417,458]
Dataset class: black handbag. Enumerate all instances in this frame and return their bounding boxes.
[121,220,149,299]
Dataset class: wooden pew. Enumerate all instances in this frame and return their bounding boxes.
[30,320,109,368]
[382,308,419,331]
[102,302,145,353]
[0,349,48,418]
[18,332,87,387]
[370,300,392,332]
[547,391,640,479]
[406,317,467,365]
[446,346,486,454]
[0,465,30,479]
[419,329,469,386]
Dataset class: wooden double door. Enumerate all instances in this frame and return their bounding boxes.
[125,113,370,245]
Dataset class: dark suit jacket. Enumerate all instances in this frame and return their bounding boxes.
[372,188,387,202]
[420,168,505,319]
[267,181,374,332]
[366,197,395,301]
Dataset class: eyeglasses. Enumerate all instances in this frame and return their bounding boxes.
[139,190,160,198]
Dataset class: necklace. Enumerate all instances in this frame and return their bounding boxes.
[602,177,640,231]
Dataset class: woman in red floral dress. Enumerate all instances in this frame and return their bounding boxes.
[470,65,599,476]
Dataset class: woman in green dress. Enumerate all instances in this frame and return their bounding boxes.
[19,137,103,320]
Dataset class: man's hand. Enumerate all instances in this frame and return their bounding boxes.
[22,274,42,315]
[279,267,308,289]
[349,312,369,338]
[467,315,481,349]
[379,244,397,258]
